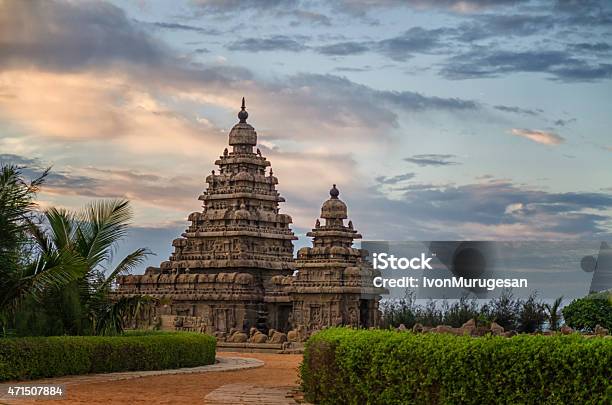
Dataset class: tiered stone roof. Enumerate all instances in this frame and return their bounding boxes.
[293,185,381,296]
[162,98,297,275]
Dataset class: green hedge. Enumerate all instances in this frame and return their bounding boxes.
[0,332,216,381]
[301,328,612,405]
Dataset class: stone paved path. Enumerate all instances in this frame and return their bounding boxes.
[204,383,300,404]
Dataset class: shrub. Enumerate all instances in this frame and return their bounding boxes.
[517,294,547,333]
[380,293,416,328]
[563,295,612,332]
[441,296,480,327]
[301,328,612,405]
[0,332,216,381]
[480,289,521,331]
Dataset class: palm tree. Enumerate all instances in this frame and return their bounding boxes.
[30,199,153,335]
[545,296,563,331]
[0,165,85,335]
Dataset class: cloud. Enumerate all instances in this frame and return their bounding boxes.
[356,178,612,240]
[510,129,565,146]
[226,35,308,52]
[280,10,332,26]
[454,14,554,42]
[376,27,452,61]
[191,0,298,14]
[147,21,220,35]
[0,0,252,86]
[442,49,612,82]
[315,27,451,60]
[228,73,480,144]
[375,173,416,185]
[569,42,612,53]
[192,0,522,17]
[553,118,576,127]
[317,42,371,56]
[332,0,521,15]
[0,0,172,72]
[403,154,460,166]
[334,66,373,72]
[493,105,541,116]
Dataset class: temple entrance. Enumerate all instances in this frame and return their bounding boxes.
[359,299,369,328]
[276,305,292,332]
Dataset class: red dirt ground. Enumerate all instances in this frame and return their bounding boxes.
[8,352,302,405]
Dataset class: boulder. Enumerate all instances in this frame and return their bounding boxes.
[461,319,477,333]
[397,324,407,331]
[560,325,574,335]
[433,325,455,334]
[412,323,424,333]
[490,322,504,336]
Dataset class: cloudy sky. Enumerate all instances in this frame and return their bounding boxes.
[1,0,611,271]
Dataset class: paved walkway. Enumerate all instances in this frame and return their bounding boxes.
[205,383,301,404]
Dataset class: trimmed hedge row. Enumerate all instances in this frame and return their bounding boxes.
[301,328,612,405]
[0,332,216,381]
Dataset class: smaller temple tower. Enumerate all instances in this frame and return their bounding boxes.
[291,185,383,332]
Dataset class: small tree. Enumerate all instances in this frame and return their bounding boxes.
[442,296,480,327]
[0,165,85,336]
[28,199,153,335]
[517,293,546,333]
[481,289,520,331]
[380,291,416,328]
[562,294,612,332]
[544,296,563,331]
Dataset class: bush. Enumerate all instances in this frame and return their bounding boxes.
[563,295,612,332]
[301,328,612,405]
[0,332,216,381]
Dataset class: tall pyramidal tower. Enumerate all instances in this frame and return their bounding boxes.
[172,97,296,275]
[117,99,297,333]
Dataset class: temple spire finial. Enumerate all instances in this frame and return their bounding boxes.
[330,184,339,199]
[238,97,248,123]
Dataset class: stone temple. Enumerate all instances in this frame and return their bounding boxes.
[116,99,382,341]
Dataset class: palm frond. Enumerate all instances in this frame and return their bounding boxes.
[0,165,48,253]
[45,207,75,251]
[77,200,132,269]
[0,248,87,310]
[94,295,156,335]
[96,248,152,294]
[27,218,53,256]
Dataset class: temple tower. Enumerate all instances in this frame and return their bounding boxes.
[291,185,382,332]
[117,99,297,333]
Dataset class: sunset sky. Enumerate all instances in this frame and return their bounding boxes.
[1,0,611,271]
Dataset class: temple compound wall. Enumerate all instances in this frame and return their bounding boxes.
[116,99,382,342]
